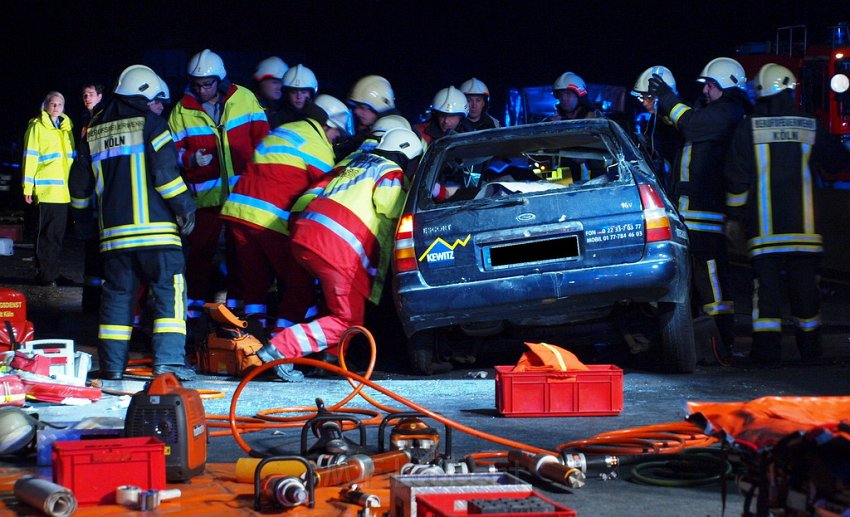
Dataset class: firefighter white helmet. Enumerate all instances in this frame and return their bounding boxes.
[553,72,587,96]
[0,408,39,455]
[698,57,746,89]
[459,77,490,97]
[755,63,797,97]
[376,128,423,160]
[158,76,171,102]
[349,75,396,112]
[371,114,412,136]
[431,86,469,116]
[254,56,289,81]
[115,65,166,101]
[313,94,352,136]
[187,49,226,80]
[282,64,318,93]
[634,66,677,95]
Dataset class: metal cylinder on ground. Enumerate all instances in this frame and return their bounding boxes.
[13,476,77,517]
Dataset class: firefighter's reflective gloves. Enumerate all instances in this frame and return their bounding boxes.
[648,74,673,98]
[191,149,213,167]
[153,364,197,381]
[257,344,305,382]
[177,212,196,236]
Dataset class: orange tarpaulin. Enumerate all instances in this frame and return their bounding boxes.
[512,342,590,373]
[686,395,850,450]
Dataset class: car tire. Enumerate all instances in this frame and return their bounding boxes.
[658,301,697,373]
[407,329,452,375]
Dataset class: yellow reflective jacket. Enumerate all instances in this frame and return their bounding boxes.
[168,84,269,208]
[220,119,335,235]
[22,110,75,203]
[291,152,409,304]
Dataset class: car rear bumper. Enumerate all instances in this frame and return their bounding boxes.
[393,241,690,336]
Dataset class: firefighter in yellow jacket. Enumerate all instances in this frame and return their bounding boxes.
[257,128,423,381]
[22,92,75,286]
[168,49,269,316]
[219,95,352,336]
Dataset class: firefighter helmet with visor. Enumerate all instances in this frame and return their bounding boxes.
[115,65,166,101]
[698,57,746,90]
[349,75,396,112]
[431,86,469,116]
[187,49,226,80]
[282,64,318,94]
[755,63,797,97]
[254,56,289,81]
[376,128,423,160]
[553,72,587,96]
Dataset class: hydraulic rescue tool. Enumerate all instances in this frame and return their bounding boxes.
[301,398,367,459]
[339,484,381,517]
[124,372,207,482]
[508,449,587,489]
[252,456,315,510]
[378,412,451,464]
[314,449,412,487]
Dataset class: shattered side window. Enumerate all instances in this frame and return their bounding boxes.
[430,132,623,204]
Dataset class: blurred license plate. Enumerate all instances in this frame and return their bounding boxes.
[484,235,580,268]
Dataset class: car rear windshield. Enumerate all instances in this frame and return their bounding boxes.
[425,130,630,204]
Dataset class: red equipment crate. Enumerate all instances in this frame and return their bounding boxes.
[495,364,623,417]
[52,436,166,505]
[416,490,577,517]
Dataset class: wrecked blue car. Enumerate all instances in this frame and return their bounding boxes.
[392,119,694,374]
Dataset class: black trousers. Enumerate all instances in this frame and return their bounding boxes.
[690,232,736,351]
[99,248,187,372]
[34,202,68,283]
[750,253,822,358]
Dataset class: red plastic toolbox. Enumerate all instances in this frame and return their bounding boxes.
[495,364,623,417]
[416,490,577,516]
[52,436,166,505]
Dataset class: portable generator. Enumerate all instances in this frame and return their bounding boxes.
[124,373,207,482]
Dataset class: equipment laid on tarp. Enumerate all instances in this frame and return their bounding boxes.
[687,396,850,516]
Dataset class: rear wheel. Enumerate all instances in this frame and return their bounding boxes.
[407,329,452,375]
[658,302,696,373]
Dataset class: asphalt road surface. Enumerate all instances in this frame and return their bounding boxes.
[2,232,849,517]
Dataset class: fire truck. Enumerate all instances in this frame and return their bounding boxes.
[736,22,850,144]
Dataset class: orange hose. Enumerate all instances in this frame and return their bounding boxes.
[228,356,557,457]
[206,325,385,438]
[556,421,717,455]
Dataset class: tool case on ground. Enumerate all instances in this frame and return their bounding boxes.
[196,303,263,377]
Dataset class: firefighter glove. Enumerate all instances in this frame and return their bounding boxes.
[177,211,196,236]
[648,74,673,98]
[192,148,213,167]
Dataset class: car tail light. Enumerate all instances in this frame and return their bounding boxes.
[394,214,418,273]
[638,184,672,242]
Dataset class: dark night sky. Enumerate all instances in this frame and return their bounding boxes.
[2,1,846,149]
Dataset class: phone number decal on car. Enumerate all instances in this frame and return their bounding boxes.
[585,223,643,243]
[418,234,472,267]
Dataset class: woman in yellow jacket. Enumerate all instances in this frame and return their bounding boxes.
[22,91,75,286]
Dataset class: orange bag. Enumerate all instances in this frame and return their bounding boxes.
[512,342,589,372]
[196,304,263,377]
